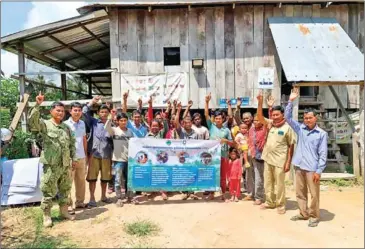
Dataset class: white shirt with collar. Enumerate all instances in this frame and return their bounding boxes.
[64,117,86,159]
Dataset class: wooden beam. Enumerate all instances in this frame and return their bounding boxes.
[21,16,109,43]
[10,75,89,97]
[40,32,109,55]
[17,43,27,132]
[295,81,364,87]
[64,47,109,63]
[80,24,109,48]
[328,85,356,132]
[9,94,29,133]
[46,32,100,67]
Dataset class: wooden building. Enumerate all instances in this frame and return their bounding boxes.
[84,1,364,109]
[2,1,364,109]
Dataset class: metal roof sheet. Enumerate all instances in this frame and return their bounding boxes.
[77,0,363,14]
[1,10,110,71]
[268,17,364,82]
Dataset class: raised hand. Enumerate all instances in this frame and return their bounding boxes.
[92,95,102,105]
[123,90,129,101]
[256,90,263,102]
[148,95,153,105]
[138,98,142,107]
[236,98,242,107]
[177,101,182,110]
[226,99,231,106]
[267,95,275,107]
[289,87,299,101]
[188,100,193,108]
[205,93,212,103]
[36,91,44,105]
[173,99,178,107]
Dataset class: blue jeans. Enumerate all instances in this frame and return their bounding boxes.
[114,162,128,199]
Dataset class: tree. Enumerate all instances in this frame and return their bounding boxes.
[0,77,19,116]
[66,74,88,100]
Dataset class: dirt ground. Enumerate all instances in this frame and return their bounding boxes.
[35,184,364,248]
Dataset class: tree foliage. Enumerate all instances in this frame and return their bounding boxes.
[0,77,20,116]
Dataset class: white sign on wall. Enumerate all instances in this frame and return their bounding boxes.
[258,67,275,89]
[120,72,188,108]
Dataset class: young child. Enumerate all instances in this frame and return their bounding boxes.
[234,123,250,168]
[229,148,242,202]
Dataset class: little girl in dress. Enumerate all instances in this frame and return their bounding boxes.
[229,148,243,202]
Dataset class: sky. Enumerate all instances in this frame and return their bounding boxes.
[1,1,87,81]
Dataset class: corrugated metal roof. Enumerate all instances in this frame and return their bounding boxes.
[77,0,363,14]
[268,17,364,82]
[1,10,110,72]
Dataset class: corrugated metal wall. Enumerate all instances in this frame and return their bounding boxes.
[110,3,364,109]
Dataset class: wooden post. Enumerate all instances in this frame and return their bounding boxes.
[61,62,67,100]
[17,43,27,132]
[88,76,92,97]
[109,7,121,108]
[352,132,360,177]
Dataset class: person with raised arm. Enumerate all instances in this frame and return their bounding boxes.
[104,112,135,207]
[285,87,328,227]
[28,92,76,227]
[205,93,235,201]
[247,92,274,206]
[175,101,200,200]
[83,95,113,208]
[257,91,296,215]
[122,91,149,138]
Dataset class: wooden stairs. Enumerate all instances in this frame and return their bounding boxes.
[282,95,346,173]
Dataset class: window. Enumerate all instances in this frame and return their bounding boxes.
[164,47,180,66]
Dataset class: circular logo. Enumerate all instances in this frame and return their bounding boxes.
[166,140,172,146]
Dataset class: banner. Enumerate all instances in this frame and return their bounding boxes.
[127,138,221,192]
[120,72,188,108]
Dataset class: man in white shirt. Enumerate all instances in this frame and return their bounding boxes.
[65,102,87,210]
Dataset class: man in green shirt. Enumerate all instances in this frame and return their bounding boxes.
[28,92,77,227]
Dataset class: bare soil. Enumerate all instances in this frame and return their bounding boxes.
[2,184,364,248]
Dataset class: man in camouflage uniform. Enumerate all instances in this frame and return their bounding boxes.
[28,92,77,228]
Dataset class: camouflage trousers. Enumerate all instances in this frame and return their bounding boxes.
[40,164,72,211]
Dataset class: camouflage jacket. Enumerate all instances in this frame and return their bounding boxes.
[28,104,76,166]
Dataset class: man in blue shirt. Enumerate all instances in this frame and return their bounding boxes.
[285,87,328,227]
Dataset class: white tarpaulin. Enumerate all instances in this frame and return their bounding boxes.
[1,157,43,206]
[120,72,189,108]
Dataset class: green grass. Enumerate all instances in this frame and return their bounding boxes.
[322,177,364,188]
[124,219,160,237]
[4,206,78,249]
[18,235,78,249]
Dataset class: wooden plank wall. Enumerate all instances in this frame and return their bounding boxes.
[110,4,364,109]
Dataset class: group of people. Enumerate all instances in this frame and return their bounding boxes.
[28,86,328,228]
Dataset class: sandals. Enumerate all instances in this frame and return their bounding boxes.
[308,218,319,227]
[260,203,275,210]
[291,214,309,221]
[101,198,113,204]
[87,201,97,209]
